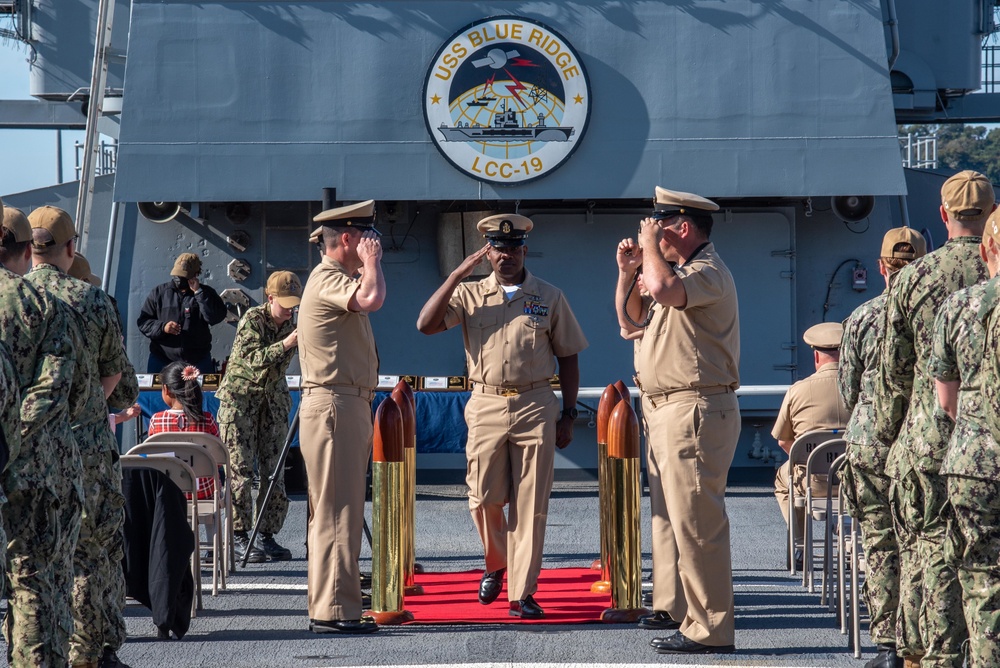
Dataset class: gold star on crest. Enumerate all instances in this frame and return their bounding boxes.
[430,94,441,104]
[573,94,584,104]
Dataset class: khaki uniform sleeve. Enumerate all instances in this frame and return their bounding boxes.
[318,270,359,312]
[771,386,796,442]
[548,292,588,357]
[678,262,725,311]
[443,285,469,330]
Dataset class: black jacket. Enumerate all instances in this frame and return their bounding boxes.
[122,466,195,639]
[137,280,227,363]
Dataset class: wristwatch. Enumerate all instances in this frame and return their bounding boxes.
[562,407,579,420]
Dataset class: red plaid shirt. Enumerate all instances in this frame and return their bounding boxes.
[147,409,220,499]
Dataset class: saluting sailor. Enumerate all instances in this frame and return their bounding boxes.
[417,213,588,619]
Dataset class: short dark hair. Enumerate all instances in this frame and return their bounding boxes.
[680,212,714,238]
[0,228,29,264]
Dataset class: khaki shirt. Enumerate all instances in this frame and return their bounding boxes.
[772,362,850,443]
[298,256,378,390]
[635,243,740,393]
[443,270,588,386]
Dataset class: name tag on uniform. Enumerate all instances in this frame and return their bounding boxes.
[524,301,549,317]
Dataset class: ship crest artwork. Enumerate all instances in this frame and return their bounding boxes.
[423,16,591,185]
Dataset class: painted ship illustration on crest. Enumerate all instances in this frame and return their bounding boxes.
[438,100,575,143]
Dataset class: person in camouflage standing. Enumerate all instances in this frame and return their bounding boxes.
[839,227,926,668]
[1,204,83,668]
[67,250,140,666]
[216,270,301,563]
[930,212,1000,668]
[874,170,994,668]
[25,206,130,668]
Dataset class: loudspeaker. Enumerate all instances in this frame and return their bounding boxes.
[831,195,875,223]
[138,201,186,224]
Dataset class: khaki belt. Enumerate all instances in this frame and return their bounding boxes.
[471,380,552,397]
[302,384,375,402]
[644,385,732,408]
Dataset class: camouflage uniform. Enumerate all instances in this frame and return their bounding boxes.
[0,342,18,597]
[216,303,295,534]
[25,264,129,666]
[0,266,83,668]
[931,277,1000,667]
[875,237,987,664]
[838,289,900,648]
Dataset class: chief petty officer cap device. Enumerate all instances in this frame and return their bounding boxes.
[477,213,533,248]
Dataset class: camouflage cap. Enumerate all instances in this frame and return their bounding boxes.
[170,252,202,278]
[312,200,376,230]
[28,206,76,248]
[477,213,533,247]
[941,170,995,224]
[265,270,302,308]
[803,322,843,350]
[880,226,927,260]
[2,206,32,244]
[653,186,720,215]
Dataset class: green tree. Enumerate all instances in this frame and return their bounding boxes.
[900,123,1000,182]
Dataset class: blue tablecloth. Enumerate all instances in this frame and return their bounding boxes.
[137,390,471,453]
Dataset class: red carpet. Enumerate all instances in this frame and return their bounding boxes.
[401,568,611,624]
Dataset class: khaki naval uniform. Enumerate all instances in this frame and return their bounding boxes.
[297,256,378,622]
[636,241,741,647]
[443,270,587,601]
[772,362,850,527]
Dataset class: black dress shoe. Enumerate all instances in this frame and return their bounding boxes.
[509,594,544,619]
[864,644,903,668]
[259,533,292,561]
[651,631,735,654]
[478,568,506,605]
[638,610,681,630]
[308,617,379,634]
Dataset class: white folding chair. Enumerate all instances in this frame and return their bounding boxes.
[128,442,224,598]
[120,454,202,618]
[142,432,235,577]
[786,429,843,578]
[802,438,847,592]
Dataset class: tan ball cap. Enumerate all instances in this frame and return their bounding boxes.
[68,252,101,286]
[803,322,843,350]
[28,206,76,248]
[983,210,1000,249]
[2,206,32,244]
[941,170,995,224]
[312,199,376,229]
[880,227,927,260]
[477,213,533,247]
[266,270,302,308]
[170,252,202,278]
[654,186,720,214]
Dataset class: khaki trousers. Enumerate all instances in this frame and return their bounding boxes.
[774,462,831,532]
[464,388,558,602]
[299,389,373,622]
[644,389,740,646]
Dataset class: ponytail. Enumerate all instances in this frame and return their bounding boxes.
[161,361,204,426]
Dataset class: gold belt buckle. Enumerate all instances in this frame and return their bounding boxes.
[500,387,519,397]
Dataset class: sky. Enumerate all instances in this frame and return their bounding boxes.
[0,40,85,197]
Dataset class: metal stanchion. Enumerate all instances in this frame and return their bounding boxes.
[392,381,423,595]
[369,397,413,624]
[601,400,648,623]
[591,383,624,593]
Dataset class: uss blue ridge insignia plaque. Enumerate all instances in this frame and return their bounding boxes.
[423,16,591,185]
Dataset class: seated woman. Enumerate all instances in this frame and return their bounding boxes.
[146,361,223,558]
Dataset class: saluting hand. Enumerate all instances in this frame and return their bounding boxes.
[638,217,663,252]
[617,238,642,273]
[454,244,491,280]
[357,231,383,263]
